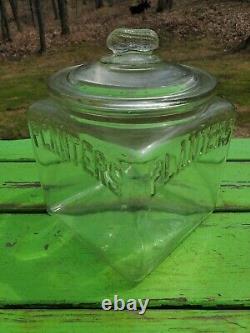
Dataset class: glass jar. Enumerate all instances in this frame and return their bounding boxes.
[28,28,236,282]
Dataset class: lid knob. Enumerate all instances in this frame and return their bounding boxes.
[107,28,159,55]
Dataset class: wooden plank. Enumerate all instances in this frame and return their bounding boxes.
[0,138,249,162]
[227,138,250,161]
[0,162,42,212]
[1,309,250,332]
[0,139,34,162]
[0,161,249,212]
[217,186,250,211]
[0,212,249,307]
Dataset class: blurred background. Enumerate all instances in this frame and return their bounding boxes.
[0,0,249,139]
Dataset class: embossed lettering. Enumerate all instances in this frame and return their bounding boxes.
[29,118,234,197]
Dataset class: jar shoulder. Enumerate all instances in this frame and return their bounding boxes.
[203,96,236,120]
[27,96,236,129]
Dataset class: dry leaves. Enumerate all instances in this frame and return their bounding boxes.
[0,0,249,59]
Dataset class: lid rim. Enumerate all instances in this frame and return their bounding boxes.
[48,64,216,116]
[49,89,215,120]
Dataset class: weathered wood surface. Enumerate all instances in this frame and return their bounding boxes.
[0,309,250,332]
[0,212,249,307]
[0,138,250,332]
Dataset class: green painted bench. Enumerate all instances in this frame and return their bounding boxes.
[0,138,249,332]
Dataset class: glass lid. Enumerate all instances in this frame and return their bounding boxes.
[49,28,217,117]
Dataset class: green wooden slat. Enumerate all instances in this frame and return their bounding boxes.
[227,138,250,161]
[0,309,250,332]
[0,162,42,211]
[0,138,249,162]
[0,212,249,307]
[0,139,34,162]
[0,161,249,211]
[216,186,250,211]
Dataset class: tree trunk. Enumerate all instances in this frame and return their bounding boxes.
[107,0,113,6]
[51,0,58,19]
[75,0,78,16]
[57,0,70,35]
[0,8,7,41]
[28,0,35,25]
[0,0,11,41]
[34,0,46,53]
[242,36,250,50]
[156,0,173,12]
[9,0,21,32]
[246,36,250,48]
[95,0,103,9]
[235,36,250,52]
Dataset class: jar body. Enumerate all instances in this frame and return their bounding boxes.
[28,97,235,281]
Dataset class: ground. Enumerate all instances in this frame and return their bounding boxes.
[0,0,249,139]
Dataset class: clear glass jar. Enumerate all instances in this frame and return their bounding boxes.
[28,28,236,282]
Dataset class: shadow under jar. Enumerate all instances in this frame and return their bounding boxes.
[28,28,236,282]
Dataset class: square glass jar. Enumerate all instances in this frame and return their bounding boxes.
[28,28,236,282]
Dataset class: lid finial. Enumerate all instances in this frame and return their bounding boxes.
[107,28,159,55]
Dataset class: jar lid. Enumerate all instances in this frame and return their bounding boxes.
[49,28,216,120]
